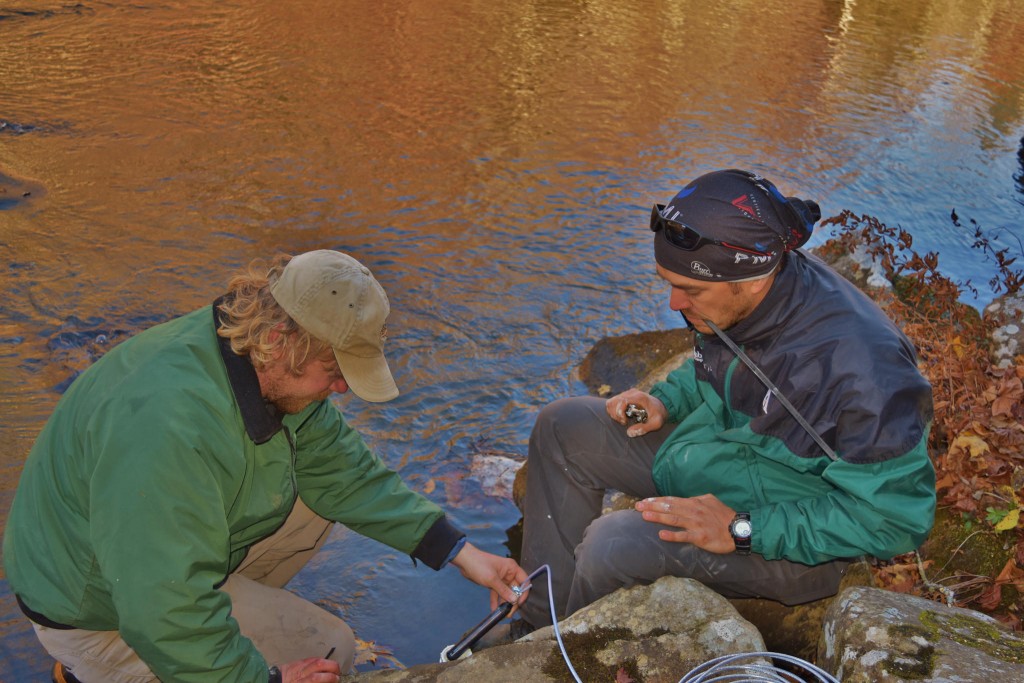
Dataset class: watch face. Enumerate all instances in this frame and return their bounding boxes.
[732,519,752,538]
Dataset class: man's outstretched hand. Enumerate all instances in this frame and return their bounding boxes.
[451,541,531,610]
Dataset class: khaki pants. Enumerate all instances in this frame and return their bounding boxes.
[33,498,355,682]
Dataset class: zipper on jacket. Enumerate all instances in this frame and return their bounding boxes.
[283,427,299,503]
[722,353,742,430]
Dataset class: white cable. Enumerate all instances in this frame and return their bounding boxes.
[528,565,584,683]
[678,652,841,682]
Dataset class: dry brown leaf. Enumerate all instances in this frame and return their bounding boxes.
[995,557,1024,589]
[976,583,1003,611]
[352,637,404,669]
[615,667,636,683]
[951,336,966,358]
[951,433,990,458]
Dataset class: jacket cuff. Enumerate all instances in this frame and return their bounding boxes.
[649,384,676,421]
[412,516,466,570]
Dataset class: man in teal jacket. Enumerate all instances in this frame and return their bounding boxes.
[501,169,936,640]
[4,250,528,683]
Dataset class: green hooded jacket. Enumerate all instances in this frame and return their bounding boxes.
[649,251,936,566]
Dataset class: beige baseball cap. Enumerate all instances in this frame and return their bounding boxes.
[269,250,399,402]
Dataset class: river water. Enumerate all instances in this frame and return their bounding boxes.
[1,0,1023,675]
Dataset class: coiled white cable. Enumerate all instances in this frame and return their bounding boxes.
[678,652,841,682]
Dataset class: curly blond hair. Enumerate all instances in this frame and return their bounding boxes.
[216,254,331,373]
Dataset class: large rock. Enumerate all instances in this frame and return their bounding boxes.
[819,586,1024,681]
[577,329,692,396]
[344,577,765,683]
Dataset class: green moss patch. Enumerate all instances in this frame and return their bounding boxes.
[541,626,670,683]
[920,610,1024,664]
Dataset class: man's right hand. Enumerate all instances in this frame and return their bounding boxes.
[606,389,668,437]
[280,657,341,683]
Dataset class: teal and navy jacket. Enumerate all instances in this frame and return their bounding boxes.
[3,302,463,682]
[650,250,936,566]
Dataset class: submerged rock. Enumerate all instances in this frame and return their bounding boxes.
[469,453,520,500]
[0,167,45,210]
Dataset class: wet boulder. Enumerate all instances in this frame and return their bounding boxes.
[576,328,693,397]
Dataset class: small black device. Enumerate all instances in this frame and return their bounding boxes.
[441,600,514,661]
[625,403,648,424]
[440,581,531,662]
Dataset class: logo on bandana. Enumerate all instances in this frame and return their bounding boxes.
[690,261,713,278]
[732,194,757,219]
[734,252,774,265]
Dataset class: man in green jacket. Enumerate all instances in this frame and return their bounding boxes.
[493,169,936,642]
[4,250,529,683]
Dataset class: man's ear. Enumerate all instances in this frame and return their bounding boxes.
[267,322,290,344]
[267,325,291,359]
[747,273,775,296]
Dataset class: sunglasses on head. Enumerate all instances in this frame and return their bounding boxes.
[649,204,774,256]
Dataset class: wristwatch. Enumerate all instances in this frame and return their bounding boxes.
[729,512,752,555]
[268,666,282,683]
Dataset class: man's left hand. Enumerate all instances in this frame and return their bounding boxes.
[450,542,531,610]
[635,494,738,554]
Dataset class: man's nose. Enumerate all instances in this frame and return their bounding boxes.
[670,288,691,310]
[330,378,349,394]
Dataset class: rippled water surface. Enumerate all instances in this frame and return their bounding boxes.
[2,0,1023,674]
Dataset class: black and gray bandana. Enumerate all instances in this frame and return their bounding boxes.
[653,169,820,282]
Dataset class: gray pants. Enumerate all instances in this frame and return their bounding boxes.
[33,498,355,682]
[517,396,849,627]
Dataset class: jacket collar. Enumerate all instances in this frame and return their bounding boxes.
[212,297,283,445]
[705,252,803,345]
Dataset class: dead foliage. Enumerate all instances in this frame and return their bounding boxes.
[819,210,1024,631]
